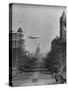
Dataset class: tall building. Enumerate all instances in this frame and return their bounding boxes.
[9,27,25,49]
[9,27,25,69]
[35,44,40,58]
[60,11,66,41]
[50,11,66,80]
[51,11,66,50]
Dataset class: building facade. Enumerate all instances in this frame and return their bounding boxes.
[9,27,25,71]
[51,11,66,80]
[9,27,25,49]
[60,11,66,41]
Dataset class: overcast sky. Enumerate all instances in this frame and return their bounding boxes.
[12,4,66,55]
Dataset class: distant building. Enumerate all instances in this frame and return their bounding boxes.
[35,44,40,58]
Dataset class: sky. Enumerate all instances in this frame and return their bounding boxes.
[12,3,66,55]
